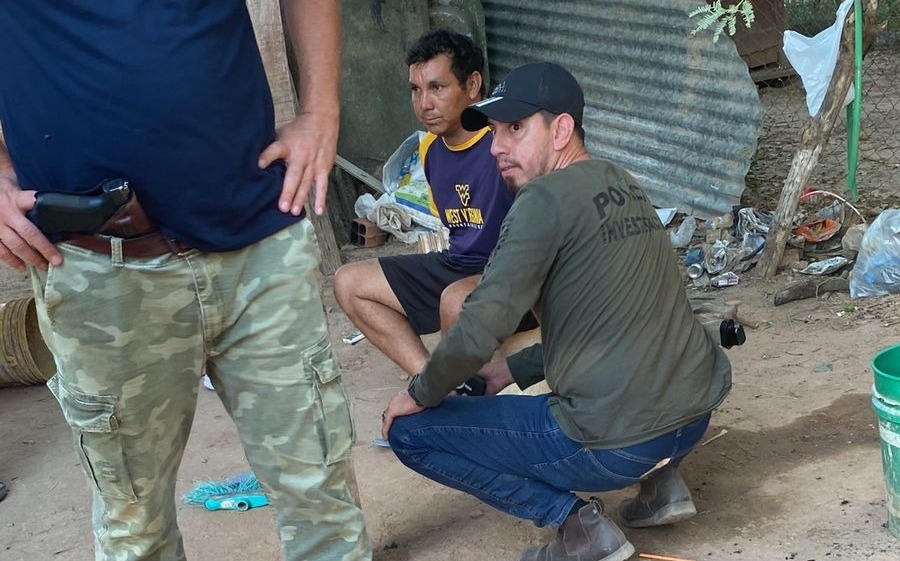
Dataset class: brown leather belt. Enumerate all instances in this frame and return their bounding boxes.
[64,232,192,259]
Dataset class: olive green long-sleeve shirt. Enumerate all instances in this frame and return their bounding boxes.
[409,159,731,449]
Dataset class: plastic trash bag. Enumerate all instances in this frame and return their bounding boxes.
[354,193,378,220]
[382,131,425,196]
[704,239,730,274]
[736,207,772,238]
[381,131,445,233]
[850,209,900,299]
[669,216,697,248]
[383,131,432,219]
[798,256,849,276]
[353,192,427,244]
[373,201,417,244]
[782,0,854,117]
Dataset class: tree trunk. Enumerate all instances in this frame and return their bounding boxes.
[246,0,343,275]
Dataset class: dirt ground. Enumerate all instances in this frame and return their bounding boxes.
[2,45,900,561]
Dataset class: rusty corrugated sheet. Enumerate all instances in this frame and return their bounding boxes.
[482,0,761,218]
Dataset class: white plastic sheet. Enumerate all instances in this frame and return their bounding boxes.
[782,0,854,117]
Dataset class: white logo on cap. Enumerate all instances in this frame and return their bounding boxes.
[492,81,507,95]
[474,97,503,108]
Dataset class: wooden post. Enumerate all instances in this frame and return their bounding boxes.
[247,0,343,275]
[757,0,879,278]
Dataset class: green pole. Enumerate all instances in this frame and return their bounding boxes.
[846,0,863,201]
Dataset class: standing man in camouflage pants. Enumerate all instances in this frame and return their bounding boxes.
[0,2,370,560]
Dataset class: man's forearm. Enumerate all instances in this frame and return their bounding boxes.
[281,0,341,119]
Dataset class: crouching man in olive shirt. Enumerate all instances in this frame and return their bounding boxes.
[380,62,732,561]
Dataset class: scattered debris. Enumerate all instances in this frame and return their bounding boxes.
[711,272,740,288]
[774,277,850,306]
[849,208,900,299]
[342,331,366,345]
[793,217,841,243]
[841,223,868,258]
[797,256,849,275]
[638,553,696,561]
[701,428,728,447]
[640,457,671,479]
[669,216,697,248]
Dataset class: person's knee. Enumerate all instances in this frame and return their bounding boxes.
[333,262,364,308]
[439,276,478,329]
[386,414,420,457]
[439,291,463,329]
[386,415,408,445]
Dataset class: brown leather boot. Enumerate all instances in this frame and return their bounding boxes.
[618,464,696,528]
[520,499,634,561]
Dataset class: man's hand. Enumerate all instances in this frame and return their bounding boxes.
[259,111,338,217]
[0,171,60,271]
[477,360,515,395]
[381,390,425,439]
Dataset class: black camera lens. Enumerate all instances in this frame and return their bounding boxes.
[719,319,746,349]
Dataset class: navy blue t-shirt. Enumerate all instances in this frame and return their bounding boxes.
[0,1,299,251]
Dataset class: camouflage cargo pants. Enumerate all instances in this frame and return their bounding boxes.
[29,219,371,561]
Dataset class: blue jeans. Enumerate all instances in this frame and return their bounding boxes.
[388,394,710,528]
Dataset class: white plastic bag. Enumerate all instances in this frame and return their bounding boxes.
[782,0,854,117]
[669,216,697,248]
[850,209,900,299]
[352,192,415,244]
[353,193,378,220]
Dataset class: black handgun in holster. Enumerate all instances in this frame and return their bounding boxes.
[27,178,155,238]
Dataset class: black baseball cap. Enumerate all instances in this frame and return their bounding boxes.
[461,61,584,131]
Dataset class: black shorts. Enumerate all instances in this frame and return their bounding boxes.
[380,251,484,335]
[379,250,540,336]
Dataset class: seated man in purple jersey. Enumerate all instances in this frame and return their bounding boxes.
[335,29,532,378]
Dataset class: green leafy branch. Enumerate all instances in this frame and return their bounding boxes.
[690,0,756,42]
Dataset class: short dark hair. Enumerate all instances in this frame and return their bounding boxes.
[406,29,485,96]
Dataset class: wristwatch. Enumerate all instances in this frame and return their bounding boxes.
[406,373,426,407]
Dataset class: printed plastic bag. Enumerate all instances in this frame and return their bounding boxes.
[381,131,443,232]
[382,131,424,195]
[782,0,854,117]
[383,131,430,215]
[850,209,900,299]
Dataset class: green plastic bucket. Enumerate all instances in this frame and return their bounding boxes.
[872,359,900,539]
[873,344,900,402]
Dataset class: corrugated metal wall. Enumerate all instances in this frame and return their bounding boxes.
[482,0,762,218]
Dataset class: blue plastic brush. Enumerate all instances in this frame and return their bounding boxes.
[182,471,270,512]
